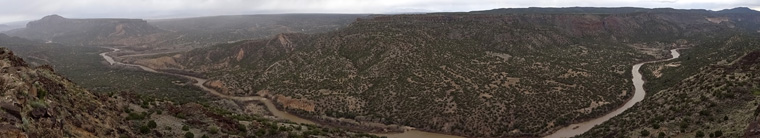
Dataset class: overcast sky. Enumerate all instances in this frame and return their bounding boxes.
[1,0,759,24]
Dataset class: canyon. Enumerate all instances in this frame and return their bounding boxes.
[2,7,760,138]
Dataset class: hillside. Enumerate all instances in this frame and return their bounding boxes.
[581,34,760,137]
[123,8,760,137]
[0,46,136,137]
[0,37,381,137]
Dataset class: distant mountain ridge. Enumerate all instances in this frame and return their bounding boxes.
[144,14,366,49]
[470,6,760,15]
[6,14,365,53]
[6,14,164,46]
[470,7,710,14]
[718,7,760,14]
[0,24,10,32]
[0,20,32,32]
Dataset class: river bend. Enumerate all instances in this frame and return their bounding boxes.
[99,48,460,138]
[545,49,680,138]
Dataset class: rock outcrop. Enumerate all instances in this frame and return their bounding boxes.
[0,47,138,137]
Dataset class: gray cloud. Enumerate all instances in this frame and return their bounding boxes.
[0,0,758,23]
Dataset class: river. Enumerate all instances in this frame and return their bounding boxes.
[545,49,680,138]
[99,48,461,138]
[102,48,679,138]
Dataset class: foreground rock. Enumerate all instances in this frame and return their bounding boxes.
[0,47,136,137]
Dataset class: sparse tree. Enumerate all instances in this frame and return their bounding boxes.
[696,130,705,137]
[184,132,194,138]
[713,130,722,137]
[148,120,157,128]
[640,130,650,137]
[139,125,150,134]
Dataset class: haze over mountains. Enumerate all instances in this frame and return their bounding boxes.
[6,14,162,46]
[1,6,760,138]
[0,24,12,32]
[4,14,365,51]
[0,20,27,32]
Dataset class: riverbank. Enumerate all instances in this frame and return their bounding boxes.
[545,49,680,138]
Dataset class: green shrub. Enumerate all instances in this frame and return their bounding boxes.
[139,125,150,134]
[255,129,266,136]
[288,133,304,138]
[237,123,247,132]
[208,126,218,134]
[176,113,187,119]
[126,112,146,120]
[713,130,722,137]
[182,125,190,131]
[184,132,194,138]
[30,100,47,108]
[141,101,150,108]
[148,120,157,128]
[640,130,650,136]
[37,88,47,99]
[680,121,689,129]
[699,110,711,116]
[696,130,705,137]
[124,107,132,113]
